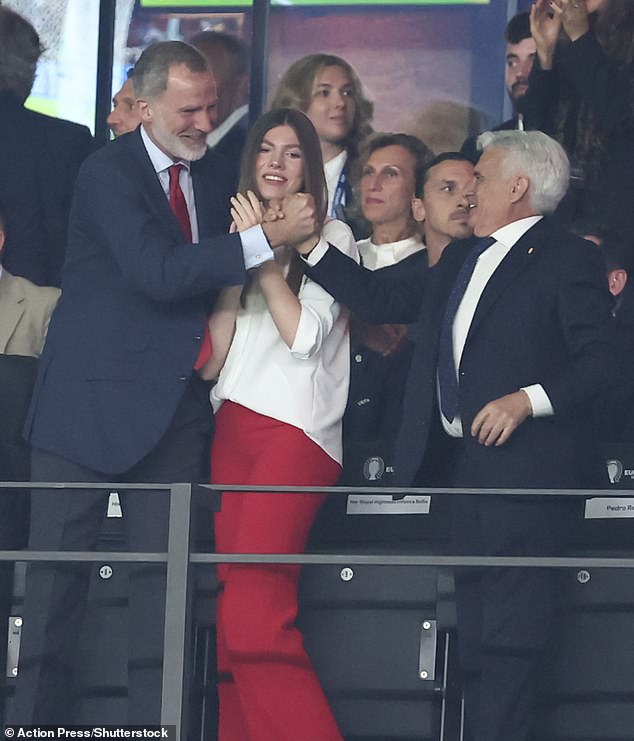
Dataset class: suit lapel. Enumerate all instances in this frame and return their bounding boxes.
[128,130,185,243]
[0,272,25,353]
[192,163,214,239]
[465,220,548,342]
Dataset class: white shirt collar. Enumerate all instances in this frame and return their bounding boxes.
[489,214,543,249]
[140,125,190,174]
[206,104,248,148]
[357,234,425,271]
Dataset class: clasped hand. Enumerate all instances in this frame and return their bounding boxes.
[230,191,319,252]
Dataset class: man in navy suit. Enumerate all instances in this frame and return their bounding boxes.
[298,130,615,740]
[0,7,93,288]
[11,40,317,725]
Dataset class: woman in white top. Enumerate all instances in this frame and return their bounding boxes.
[270,54,373,223]
[342,133,432,484]
[202,107,357,741]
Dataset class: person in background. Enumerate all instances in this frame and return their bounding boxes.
[0,199,59,723]
[0,202,60,357]
[342,133,432,480]
[270,53,373,231]
[190,30,250,164]
[461,12,537,160]
[578,225,634,445]
[502,12,537,130]
[107,70,141,137]
[343,147,475,484]
[201,107,357,741]
[0,6,93,287]
[523,0,634,237]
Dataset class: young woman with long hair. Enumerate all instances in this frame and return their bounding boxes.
[201,107,357,741]
[271,54,373,225]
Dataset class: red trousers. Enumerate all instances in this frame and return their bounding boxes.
[211,402,343,741]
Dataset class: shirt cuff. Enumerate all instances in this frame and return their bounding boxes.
[521,384,554,417]
[240,225,274,270]
[302,236,329,265]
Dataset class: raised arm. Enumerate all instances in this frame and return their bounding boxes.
[302,242,427,325]
[524,0,634,134]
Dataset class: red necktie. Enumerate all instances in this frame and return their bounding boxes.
[168,164,212,370]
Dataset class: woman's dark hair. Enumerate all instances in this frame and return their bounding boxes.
[556,0,634,183]
[593,0,634,66]
[239,108,327,297]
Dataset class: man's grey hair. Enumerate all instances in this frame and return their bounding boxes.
[0,7,44,102]
[134,41,209,99]
[477,130,570,215]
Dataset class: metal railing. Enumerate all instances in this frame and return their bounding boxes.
[0,481,632,739]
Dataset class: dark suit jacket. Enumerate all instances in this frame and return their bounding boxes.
[308,218,615,489]
[25,128,246,474]
[0,91,93,287]
[211,111,248,165]
[0,354,38,550]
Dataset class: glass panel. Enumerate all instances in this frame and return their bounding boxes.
[114,2,251,93]
[266,2,507,152]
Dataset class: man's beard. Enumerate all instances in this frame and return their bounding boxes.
[152,118,207,162]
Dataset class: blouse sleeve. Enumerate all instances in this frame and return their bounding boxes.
[290,219,359,359]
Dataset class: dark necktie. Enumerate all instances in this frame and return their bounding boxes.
[168,164,211,370]
[437,236,496,422]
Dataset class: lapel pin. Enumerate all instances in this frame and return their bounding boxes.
[527,247,534,255]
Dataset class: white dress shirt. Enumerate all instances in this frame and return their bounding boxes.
[140,125,272,269]
[441,215,554,437]
[212,219,359,464]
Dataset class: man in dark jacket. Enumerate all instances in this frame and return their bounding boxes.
[0,7,93,287]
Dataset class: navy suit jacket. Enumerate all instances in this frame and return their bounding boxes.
[0,91,93,287]
[25,128,246,474]
[308,218,615,489]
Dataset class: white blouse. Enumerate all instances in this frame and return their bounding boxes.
[357,234,425,271]
[211,218,359,464]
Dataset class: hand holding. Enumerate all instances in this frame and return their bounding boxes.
[549,0,590,42]
[230,190,264,233]
[530,0,562,69]
[263,199,285,223]
[470,390,532,447]
[263,193,318,250]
